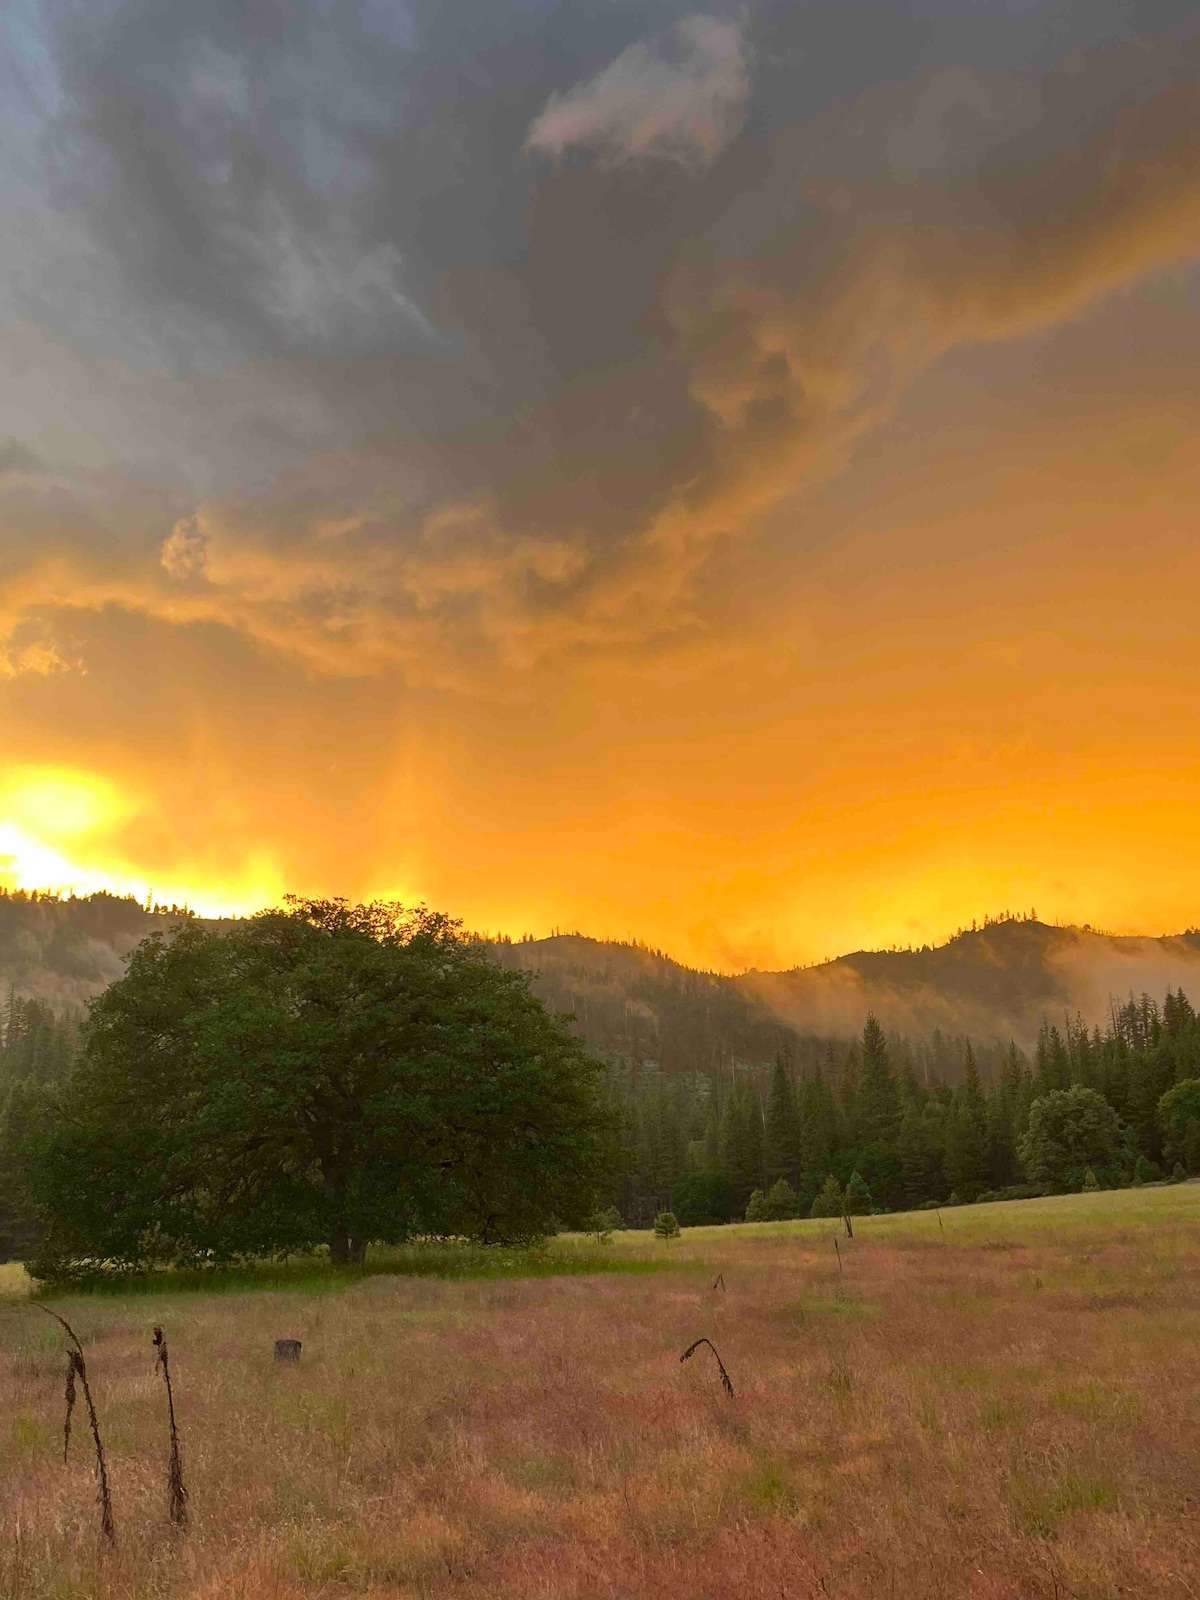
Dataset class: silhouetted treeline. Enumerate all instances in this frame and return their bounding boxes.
[604,988,1200,1226]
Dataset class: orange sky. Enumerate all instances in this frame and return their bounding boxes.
[2,4,1199,971]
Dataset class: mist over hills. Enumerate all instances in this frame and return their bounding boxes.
[4,890,1199,1063]
[0,891,233,1012]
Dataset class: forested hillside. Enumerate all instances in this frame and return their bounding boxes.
[607,994,1200,1225]
[0,889,215,1007]
[3,891,1200,1252]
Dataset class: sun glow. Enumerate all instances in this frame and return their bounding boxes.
[0,766,127,841]
[0,766,283,916]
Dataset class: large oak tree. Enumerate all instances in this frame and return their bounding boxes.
[29,899,611,1274]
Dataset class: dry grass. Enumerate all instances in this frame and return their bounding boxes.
[3,1187,1200,1598]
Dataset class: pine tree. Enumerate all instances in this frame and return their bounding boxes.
[944,1042,989,1200]
[797,1066,838,1200]
[721,1080,764,1210]
[764,1053,801,1188]
[897,1105,945,1207]
[857,1014,899,1144]
[810,1174,844,1218]
[1034,1023,1071,1096]
[844,1171,872,1215]
[761,1178,799,1220]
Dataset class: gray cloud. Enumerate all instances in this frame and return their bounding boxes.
[0,0,1198,698]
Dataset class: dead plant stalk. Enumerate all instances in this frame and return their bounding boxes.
[32,1304,115,1545]
[153,1325,189,1526]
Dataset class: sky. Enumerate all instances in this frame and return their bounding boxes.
[1,0,1199,972]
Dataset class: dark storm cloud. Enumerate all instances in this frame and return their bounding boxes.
[2,0,1199,688]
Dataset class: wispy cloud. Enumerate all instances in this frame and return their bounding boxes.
[526,16,747,168]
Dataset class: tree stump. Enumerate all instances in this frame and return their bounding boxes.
[274,1339,302,1364]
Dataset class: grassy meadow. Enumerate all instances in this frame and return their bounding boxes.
[3,1187,1200,1599]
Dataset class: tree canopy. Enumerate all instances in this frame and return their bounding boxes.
[28,899,612,1274]
[1017,1085,1128,1192]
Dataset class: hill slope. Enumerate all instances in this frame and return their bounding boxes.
[740,919,1200,1046]
[3,891,1199,1056]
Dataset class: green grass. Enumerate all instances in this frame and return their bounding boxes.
[598,1177,1200,1251]
[4,1182,1195,1305]
[3,1237,684,1302]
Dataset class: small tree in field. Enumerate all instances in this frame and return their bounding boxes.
[761,1178,798,1221]
[744,1189,767,1222]
[654,1211,681,1240]
[27,900,613,1276]
[586,1206,622,1244]
[810,1175,844,1218]
[843,1171,872,1215]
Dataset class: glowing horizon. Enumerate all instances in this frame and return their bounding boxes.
[2,4,1199,975]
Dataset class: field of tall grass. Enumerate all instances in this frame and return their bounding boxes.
[3,1185,1199,1598]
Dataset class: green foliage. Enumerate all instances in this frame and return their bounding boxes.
[1157,1079,1200,1143]
[843,1171,872,1215]
[810,1174,844,1218]
[0,994,81,1263]
[857,1014,898,1144]
[943,1044,989,1201]
[1082,1168,1100,1192]
[721,1079,764,1210]
[653,1210,680,1239]
[764,1054,801,1189]
[744,1176,799,1222]
[26,899,613,1276]
[853,1140,902,1210]
[585,1206,622,1242]
[1186,1120,1200,1176]
[671,1172,733,1226]
[1134,1154,1160,1185]
[1172,1162,1187,1183]
[761,1178,799,1220]
[1018,1086,1129,1193]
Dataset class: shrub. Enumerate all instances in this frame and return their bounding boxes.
[1082,1169,1099,1192]
[586,1206,622,1243]
[844,1171,872,1215]
[1186,1119,1200,1175]
[1134,1155,1161,1185]
[810,1175,843,1218]
[761,1178,799,1221]
[1172,1162,1187,1183]
[653,1211,681,1240]
[744,1189,767,1222]
[671,1173,733,1227]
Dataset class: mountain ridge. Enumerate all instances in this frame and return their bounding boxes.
[3,888,1199,1059]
